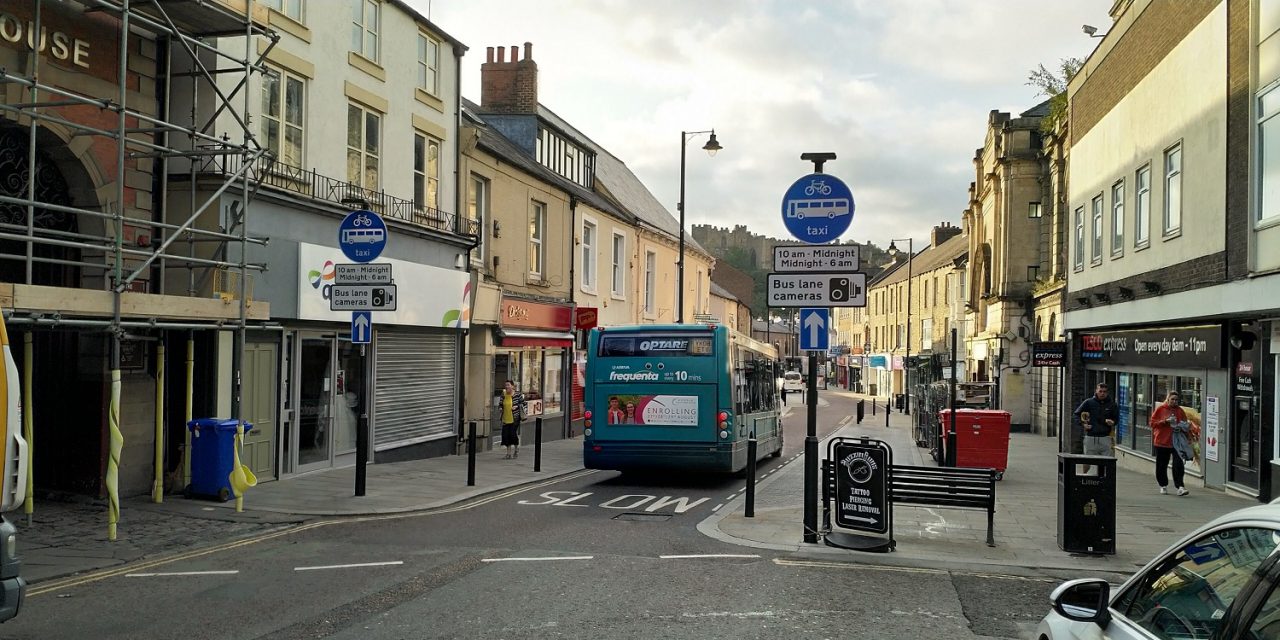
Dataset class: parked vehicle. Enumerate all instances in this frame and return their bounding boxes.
[0,314,28,622]
[1038,502,1280,639]
[782,371,805,393]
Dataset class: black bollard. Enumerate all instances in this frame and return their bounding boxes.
[856,400,865,424]
[534,417,543,472]
[745,437,757,518]
[885,399,891,428]
[467,421,477,486]
[872,398,877,416]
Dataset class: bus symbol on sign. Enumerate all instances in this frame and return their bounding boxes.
[338,209,387,263]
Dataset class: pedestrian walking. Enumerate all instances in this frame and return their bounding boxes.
[780,385,788,407]
[500,379,527,459]
[1072,383,1119,473]
[1150,391,1191,496]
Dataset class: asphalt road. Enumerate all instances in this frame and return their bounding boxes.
[2,390,1058,640]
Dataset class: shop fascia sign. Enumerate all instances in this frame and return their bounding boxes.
[501,297,573,331]
[1080,325,1223,368]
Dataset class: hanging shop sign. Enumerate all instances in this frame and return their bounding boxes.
[1032,341,1067,367]
[1079,325,1222,369]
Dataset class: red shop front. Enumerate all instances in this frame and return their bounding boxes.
[494,296,574,439]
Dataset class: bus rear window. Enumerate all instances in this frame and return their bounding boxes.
[598,335,713,357]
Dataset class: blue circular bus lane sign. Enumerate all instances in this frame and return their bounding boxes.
[338,209,387,263]
[781,173,855,244]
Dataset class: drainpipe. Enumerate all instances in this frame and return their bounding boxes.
[453,45,467,450]
[567,194,577,436]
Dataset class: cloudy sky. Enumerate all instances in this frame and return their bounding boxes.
[423,0,1112,249]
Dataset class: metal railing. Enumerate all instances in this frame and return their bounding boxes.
[198,151,478,238]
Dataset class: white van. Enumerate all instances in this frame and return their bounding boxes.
[782,371,805,393]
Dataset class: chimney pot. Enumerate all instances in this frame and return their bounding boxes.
[497,47,505,63]
[524,42,533,60]
[510,45,518,62]
[486,46,494,63]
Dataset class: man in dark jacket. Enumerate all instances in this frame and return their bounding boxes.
[1073,383,1119,472]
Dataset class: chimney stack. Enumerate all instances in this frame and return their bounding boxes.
[481,41,538,114]
[931,221,962,247]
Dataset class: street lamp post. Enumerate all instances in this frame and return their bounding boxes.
[888,238,914,415]
[677,130,721,323]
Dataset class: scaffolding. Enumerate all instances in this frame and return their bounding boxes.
[0,0,277,536]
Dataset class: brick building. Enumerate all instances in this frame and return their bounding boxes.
[1063,0,1280,500]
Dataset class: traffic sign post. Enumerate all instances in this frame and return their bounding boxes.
[798,308,830,352]
[337,209,387,498]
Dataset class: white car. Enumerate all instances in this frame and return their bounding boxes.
[1037,502,1280,639]
[782,372,804,393]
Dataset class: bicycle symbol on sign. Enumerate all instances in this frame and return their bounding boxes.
[804,179,833,196]
[351,213,374,227]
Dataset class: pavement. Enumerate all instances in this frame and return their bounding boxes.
[10,391,1260,585]
[704,390,1258,579]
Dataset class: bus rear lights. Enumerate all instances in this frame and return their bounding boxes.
[584,420,592,428]
[592,446,603,452]
[719,430,729,439]
[584,410,592,420]
[584,428,592,437]
[717,411,729,422]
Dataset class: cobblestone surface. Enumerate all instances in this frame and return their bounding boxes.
[14,497,288,583]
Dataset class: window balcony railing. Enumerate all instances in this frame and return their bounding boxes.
[196,151,478,238]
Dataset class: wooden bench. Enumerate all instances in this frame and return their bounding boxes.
[890,464,998,547]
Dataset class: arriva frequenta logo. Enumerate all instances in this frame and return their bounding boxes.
[609,371,659,382]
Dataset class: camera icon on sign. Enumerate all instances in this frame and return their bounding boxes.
[829,277,852,302]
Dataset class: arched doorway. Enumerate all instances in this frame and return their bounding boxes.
[0,124,86,287]
[0,121,107,495]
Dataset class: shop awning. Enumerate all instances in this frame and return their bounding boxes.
[499,328,575,348]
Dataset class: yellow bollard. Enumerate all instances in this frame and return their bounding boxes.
[152,344,165,503]
[183,337,193,489]
[107,369,122,541]
[22,333,32,521]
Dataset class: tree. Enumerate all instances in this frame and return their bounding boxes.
[1027,57,1083,133]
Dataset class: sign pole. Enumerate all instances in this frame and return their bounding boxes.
[804,347,819,543]
[356,343,368,496]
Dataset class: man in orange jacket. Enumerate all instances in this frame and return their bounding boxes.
[1149,391,1189,496]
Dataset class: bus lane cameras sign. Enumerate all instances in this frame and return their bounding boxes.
[766,272,866,308]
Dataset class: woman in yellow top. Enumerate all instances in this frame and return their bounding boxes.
[501,380,527,459]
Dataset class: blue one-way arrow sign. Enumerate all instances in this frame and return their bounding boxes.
[799,307,830,352]
[352,311,372,344]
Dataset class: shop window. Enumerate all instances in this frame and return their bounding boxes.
[1133,373,1153,454]
[544,352,563,414]
[520,349,544,416]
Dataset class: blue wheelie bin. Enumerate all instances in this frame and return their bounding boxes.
[186,418,252,501]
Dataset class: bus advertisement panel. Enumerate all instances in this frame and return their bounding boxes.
[602,394,698,426]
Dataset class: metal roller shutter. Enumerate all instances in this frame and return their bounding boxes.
[374,329,458,450]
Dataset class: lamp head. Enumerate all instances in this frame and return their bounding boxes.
[887,240,899,257]
[702,131,722,157]
[1082,24,1097,36]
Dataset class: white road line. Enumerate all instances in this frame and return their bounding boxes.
[126,570,239,577]
[712,503,724,512]
[294,561,404,572]
[660,554,761,560]
[481,556,594,563]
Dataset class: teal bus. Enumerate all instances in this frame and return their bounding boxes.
[582,323,783,473]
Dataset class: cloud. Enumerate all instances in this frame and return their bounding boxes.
[426,0,1111,246]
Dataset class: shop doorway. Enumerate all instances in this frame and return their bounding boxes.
[291,332,366,474]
